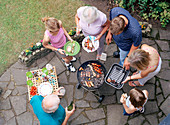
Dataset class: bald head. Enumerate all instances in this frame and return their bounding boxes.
[42,94,60,113]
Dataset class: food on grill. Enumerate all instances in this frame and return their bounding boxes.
[87,64,96,76]
[84,38,94,50]
[71,43,75,53]
[89,81,94,86]
[86,71,91,77]
[79,67,84,71]
[80,71,85,77]
[107,78,111,82]
[67,46,72,52]
[96,74,100,78]
[91,63,101,67]
[111,80,116,83]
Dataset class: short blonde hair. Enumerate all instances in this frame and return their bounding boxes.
[128,49,150,70]
[42,17,60,32]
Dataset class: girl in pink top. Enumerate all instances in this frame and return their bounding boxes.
[42,17,76,72]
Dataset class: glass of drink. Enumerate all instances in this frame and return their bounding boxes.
[46,64,53,73]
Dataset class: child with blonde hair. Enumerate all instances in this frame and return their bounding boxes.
[42,17,76,72]
[123,44,162,86]
[120,88,149,115]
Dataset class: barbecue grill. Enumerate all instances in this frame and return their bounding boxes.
[77,60,106,102]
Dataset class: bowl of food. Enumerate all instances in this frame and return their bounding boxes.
[82,36,99,53]
[64,41,80,56]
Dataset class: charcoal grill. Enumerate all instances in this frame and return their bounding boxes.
[105,63,130,89]
[77,60,106,102]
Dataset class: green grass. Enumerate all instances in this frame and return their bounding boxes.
[0,0,84,76]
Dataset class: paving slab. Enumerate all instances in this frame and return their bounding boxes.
[74,87,84,100]
[60,98,68,108]
[87,119,105,125]
[151,27,159,38]
[104,57,119,72]
[107,104,128,125]
[146,114,159,125]
[143,121,150,125]
[160,52,170,60]
[80,48,96,64]
[0,116,5,125]
[10,61,29,70]
[157,94,164,106]
[155,40,169,51]
[128,115,145,125]
[0,69,11,82]
[8,81,15,90]
[70,114,90,125]
[85,108,106,122]
[37,56,49,68]
[160,80,170,97]
[10,68,28,86]
[68,108,84,121]
[157,69,170,80]
[45,51,55,61]
[10,95,27,115]
[0,82,8,89]
[75,100,90,108]
[4,117,16,125]
[141,38,156,46]
[144,101,159,115]
[69,72,78,83]
[49,56,66,74]
[161,60,170,70]
[159,29,170,40]
[99,83,116,96]
[101,95,116,105]
[90,102,100,108]
[85,92,98,102]
[116,90,123,104]
[1,110,14,121]
[3,90,12,99]
[64,85,74,105]
[122,82,133,93]
[0,98,11,110]
[16,86,28,95]
[11,88,19,96]
[72,59,81,69]
[105,44,117,57]
[58,72,68,84]
[16,112,33,125]
[160,96,170,116]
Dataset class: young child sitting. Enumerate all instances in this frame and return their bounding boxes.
[120,88,149,115]
[122,44,162,86]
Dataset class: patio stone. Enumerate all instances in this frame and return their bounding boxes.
[10,61,29,69]
[147,77,155,84]
[116,90,123,104]
[159,115,166,124]
[0,69,11,82]
[74,87,84,100]
[157,94,164,106]
[10,95,27,115]
[8,81,15,90]
[11,69,28,85]
[72,59,81,69]
[87,119,105,125]
[123,82,133,93]
[144,101,159,115]
[157,69,170,80]
[69,108,84,121]
[5,117,16,125]
[85,108,106,122]
[16,112,33,125]
[1,110,14,121]
[159,29,170,40]
[156,40,169,51]
[146,114,158,125]
[85,92,98,102]
[99,83,116,96]
[160,52,170,60]
[49,56,66,74]
[107,105,128,125]
[137,84,155,100]
[151,27,159,38]
[45,51,55,61]
[106,44,117,57]
[70,114,90,125]
[156,86,162,94]
[141,38,156,46]
[12,88,19,96]
[37,57,48,68]
[69,72,78,83]
[80,48,96,64]
[90,102,100,108]
[101,95,116,105]
[75,100,90,108]
[0,82,8,89]
[64,85,74,105]
[58,72,68,84]
[161,60,170,69]
[0,98,11,110]
[16,86,28,95]
[33,120,39,125]
[0,116,5,125]
[143,121,150,125]
[160,96,170,116]
[104,57,119,72]
[160,80,170,97]
[60,98,68,108]
[128,115,145,125]
[3,90,12,99]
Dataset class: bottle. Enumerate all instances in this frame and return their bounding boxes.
[68,101,73,111]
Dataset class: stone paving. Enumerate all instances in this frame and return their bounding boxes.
[0,28,170,125]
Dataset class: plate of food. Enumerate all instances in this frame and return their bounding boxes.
[64,41,80,56]
[38,82,53,96]
[82,36,99,53]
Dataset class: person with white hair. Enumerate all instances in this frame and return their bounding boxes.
[30,88,75,125]
[75,6,110,60]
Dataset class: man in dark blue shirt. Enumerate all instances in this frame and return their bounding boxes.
[106,7,142,70]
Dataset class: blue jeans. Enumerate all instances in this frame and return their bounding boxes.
[119,48,129,66]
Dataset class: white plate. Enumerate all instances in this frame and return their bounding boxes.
[38,82,53,96]
[82,36,99,53]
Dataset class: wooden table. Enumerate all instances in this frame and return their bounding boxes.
[27,66,58,101]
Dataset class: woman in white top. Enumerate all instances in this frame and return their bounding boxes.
[120,88,149,115]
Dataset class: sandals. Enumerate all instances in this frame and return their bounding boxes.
[61,57,77,63]
[65,63,76,72]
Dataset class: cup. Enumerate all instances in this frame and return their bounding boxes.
[59,87,66,96]
[46,64,53,73]
[27,80,33,87]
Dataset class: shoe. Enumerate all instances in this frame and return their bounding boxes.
[71,57,77,62]
[140,107,144,113]
[96,55,101,60]
[113,51,120,58]
[65,63,76,72]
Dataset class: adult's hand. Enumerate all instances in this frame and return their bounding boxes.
[106,30,112,45]
[65,104,75,118]
[53,87,64,96]
[58,49,65,55]
[122,76,131,84]
[123,58,130,70]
